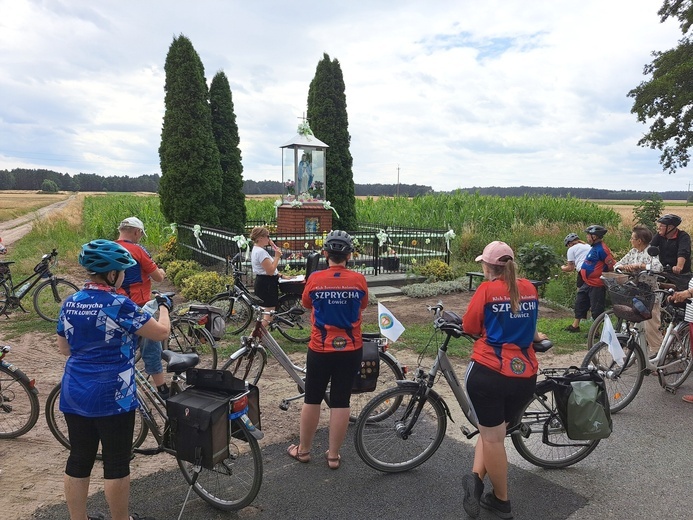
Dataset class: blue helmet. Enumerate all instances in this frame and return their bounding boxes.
[79,239,136,273]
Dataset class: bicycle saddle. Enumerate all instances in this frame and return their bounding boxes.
[532,339,553,353]
[162,350,199,373]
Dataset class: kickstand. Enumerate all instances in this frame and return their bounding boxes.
[177,449,203,520]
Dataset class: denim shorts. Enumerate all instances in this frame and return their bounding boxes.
[140,337,163,375]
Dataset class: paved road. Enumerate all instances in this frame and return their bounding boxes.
[32,375,693,520]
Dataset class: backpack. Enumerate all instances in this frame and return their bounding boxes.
[550,367,613,440]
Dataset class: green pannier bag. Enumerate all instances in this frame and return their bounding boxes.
[551,367,613,440]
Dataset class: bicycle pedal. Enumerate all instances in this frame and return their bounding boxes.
[279,400,289,411]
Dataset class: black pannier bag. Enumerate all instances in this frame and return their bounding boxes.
[551,367,613,440]
[166,387,230,469]
[352,339,380,394]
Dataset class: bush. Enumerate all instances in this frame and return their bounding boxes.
[413,258,455,282]
[180,271,233,302]
[517,242,561,282]
[401,279,467,298]
[633,194,664,232]
[166,260,202,284]
[173,267,201,286]
[153,235,178,268]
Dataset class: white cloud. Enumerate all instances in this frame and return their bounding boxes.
[0,0,686,191]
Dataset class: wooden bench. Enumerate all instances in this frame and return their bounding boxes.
[466,271,484,291]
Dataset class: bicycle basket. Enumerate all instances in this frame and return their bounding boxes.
[606,282,655,322]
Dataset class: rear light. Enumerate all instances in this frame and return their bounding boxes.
[232,395,248,413]
[401,366,408,375]
[28,379,36,389]
[197,315,209,326]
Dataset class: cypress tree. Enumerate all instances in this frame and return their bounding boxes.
[307,53,357,231]
[210,71,246,232]
[159,34,221,227]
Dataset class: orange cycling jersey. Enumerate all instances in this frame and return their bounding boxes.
[462,278,539,378]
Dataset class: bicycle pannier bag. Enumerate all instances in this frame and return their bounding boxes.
[352,339,380,394]
[189,304,226,341]
[231,383,262,441]
[166,387,230,469]
[186,368,246,393]
[552,369,613,440]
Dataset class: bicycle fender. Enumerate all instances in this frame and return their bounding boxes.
[0,361,39,395]
[393,381,452,421]
[380,350,403,370]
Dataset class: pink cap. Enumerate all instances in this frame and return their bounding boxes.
[475,241,514,265]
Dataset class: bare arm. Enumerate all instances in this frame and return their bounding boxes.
[57,336,70,357]
[560,261,576,272]
[136,306,171,342]
[149,267,166,283]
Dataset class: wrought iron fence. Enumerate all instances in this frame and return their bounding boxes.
[176,222,450,280]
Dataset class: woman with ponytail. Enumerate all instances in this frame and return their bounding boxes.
[460,241,546,520]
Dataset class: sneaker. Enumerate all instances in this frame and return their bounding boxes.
[480,491,513,519]
[682,394,693,404]
[87,513,105,520]
[462,473,484,518]
[157,384,170,401]
[564,325,580,333]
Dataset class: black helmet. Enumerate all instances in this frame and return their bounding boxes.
[585,225,607,237]
[323,230,354,253]
[657,214,682,227]
[564,233,579,247]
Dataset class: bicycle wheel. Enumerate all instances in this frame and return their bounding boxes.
[0,365,40,438]
[220,345,267,386]
[275,294,311,343]
[511,385,600,469]
[177,418,263,511]
[354,386,447,473]
[45,383,149,452]
[33,278,79,322]
[209,294,253,335]
[658,323,693,389]
[581,340,646,413]
[348,353,404,422]
[587,312,625,350]
[166,318,218,370]
[0,281,9,315]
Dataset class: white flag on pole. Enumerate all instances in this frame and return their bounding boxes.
[377,302,405,342]
[600,317,625,366]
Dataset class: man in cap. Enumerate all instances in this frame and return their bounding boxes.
[116,217,169,399]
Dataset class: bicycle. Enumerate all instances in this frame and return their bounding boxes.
[220,303,406,422]
[208,253,312,343]
[353,303,601,472]
[581,273,692,413]
[0,345,40,438]
[0,249,79,322]
[46,349,263,513]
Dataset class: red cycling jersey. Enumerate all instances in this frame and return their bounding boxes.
[462,278,539,379]
[302,265,369,353]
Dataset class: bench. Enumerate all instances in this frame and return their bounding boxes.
[466,271,484,291]
[466,271,547,292]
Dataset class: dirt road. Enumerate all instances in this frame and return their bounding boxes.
[0,195,76,247]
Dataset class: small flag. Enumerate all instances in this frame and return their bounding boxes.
[377,302,405,342]
[600,317,625,366]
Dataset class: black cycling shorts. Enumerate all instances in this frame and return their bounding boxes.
[304,348,362,408]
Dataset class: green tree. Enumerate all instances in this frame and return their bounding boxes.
[40,179,59,193]
[307,53,357,231]
[210,71,246,232]
[628,1,693,173]
[633,193,665,231]
[159,34,222,227]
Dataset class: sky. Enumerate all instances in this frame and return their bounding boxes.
[0,0,687,193]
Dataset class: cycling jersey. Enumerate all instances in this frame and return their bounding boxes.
[57,287,151,417]
[580,241,616,287]
[462,278,539,378]
[302,265,368,352]
[116,240,159,305]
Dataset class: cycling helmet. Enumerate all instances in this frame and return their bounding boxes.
[323,230,354,254]
[585,225,607,237]
[564,233,580,247]
[79,239,137,273]
[657,214,682,227]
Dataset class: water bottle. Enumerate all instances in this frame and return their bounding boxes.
[632,297,651,320]
[143,299,158,315]
[16,281,31,297]
[240,413,264,440]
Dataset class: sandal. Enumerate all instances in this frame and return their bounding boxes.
[564,325,580,333]
[325,450,341,470]
[287,444,311,463]
[682,394,693,404]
